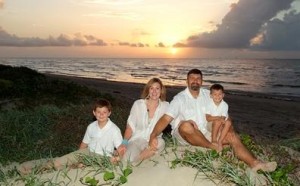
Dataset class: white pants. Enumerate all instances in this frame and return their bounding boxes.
[123,137,165,162]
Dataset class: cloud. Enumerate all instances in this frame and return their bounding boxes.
[130,43,144,47]
[180,0,294,49]
[251,10,300,50]
[118,41,148,47]
[119,42,130,46]
[131,29,150,37]
[0,27,107,47]
[173,42,186,47]
[82,0,142,6]
[84,11,142,21]
[157,42,165,48]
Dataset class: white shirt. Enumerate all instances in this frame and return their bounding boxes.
[82,119,122,156]
[166,88,211,134]
[127,99,169,141]
[205,99,229,119]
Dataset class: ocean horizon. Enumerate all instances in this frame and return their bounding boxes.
[1,57,300,98]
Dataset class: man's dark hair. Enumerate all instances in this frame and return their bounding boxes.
[187,69,202,77]
[210,84,224,92]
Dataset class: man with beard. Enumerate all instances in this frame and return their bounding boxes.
[149,69,277,172]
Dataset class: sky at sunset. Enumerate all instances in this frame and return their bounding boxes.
[0,0,300,58]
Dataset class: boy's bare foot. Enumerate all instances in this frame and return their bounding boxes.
[217,141,223,152]
[211,142,219,152]
[252,161,277,172]
[18,165,32,175]
[19,160,52,175]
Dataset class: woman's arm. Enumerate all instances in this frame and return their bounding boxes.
[123,124,133,140]
[117,125,133,156]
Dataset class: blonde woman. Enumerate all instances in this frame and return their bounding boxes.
[119,78,169,162]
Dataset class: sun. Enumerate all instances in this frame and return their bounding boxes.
[170,47,178,55]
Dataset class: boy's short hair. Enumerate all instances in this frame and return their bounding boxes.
[187,69,202,77]
[93,99,112,111]
[210,84,224,93]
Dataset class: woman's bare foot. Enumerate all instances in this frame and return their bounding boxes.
[252,160,277,172]
[77,163,85,169]
[138,147,156,161]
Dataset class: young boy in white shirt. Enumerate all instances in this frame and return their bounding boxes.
[205,84,231,152]
[53,98,123,169]
[19,99,123,173]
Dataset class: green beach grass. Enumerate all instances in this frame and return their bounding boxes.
[0,64,299,185]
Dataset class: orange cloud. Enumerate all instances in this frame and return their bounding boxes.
[0,27,107,47]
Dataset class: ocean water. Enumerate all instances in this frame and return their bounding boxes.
[1,58,300,98]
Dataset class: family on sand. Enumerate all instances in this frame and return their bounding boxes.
[20,68,277,174]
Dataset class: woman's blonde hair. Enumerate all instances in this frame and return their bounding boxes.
[141,78,166,101]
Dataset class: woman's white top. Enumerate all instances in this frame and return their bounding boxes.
[127,99,169,141]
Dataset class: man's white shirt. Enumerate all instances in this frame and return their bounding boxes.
[166,87,211,134]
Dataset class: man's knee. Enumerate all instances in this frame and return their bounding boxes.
[178,121,195,135]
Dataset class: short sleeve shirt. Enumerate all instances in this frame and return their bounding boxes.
[205,99,229,119]
[166,87,211,134]
[82,119,122,156]
[127,99,169,141]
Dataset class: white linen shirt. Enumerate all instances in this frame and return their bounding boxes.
[127,99,169,141]
[82,119,122,156]
[166,87,211,134]
[205,99,229,119]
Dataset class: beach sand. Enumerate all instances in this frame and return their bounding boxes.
[12,147,221,186]
[3,73,299,185]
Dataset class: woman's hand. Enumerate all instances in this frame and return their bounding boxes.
[117,144,127,157]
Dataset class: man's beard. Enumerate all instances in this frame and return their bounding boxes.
[191,83,200,91]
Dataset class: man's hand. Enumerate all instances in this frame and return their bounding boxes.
[148,136,158,151]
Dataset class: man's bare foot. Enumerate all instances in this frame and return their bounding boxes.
[252,161,277,172]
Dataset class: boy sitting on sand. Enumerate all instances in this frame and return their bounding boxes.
[205,84,231,152]
[20,99,123,173]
